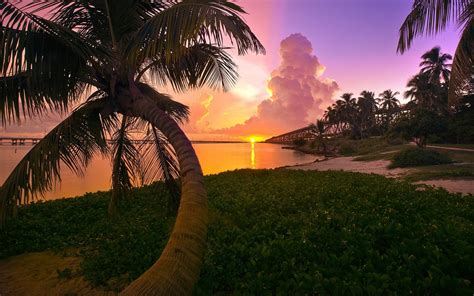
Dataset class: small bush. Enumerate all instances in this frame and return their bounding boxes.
[389,148,452,168]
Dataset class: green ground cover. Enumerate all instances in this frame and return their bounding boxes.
[1,170,473,294]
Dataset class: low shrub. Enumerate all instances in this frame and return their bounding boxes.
[389,148,453,168]
[1,170,472,294]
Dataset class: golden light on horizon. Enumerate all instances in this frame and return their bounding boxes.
[245,135,266,143]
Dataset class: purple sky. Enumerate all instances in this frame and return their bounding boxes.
[0,0,460,139]
[244,0,458,96]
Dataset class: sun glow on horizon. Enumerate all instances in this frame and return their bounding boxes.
[245,135,267,143]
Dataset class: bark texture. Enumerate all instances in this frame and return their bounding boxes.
[120,96,208,295]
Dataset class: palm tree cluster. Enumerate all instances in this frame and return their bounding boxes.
[322,90,400,139]
[319,46,459,141]
[398,0,473,103]
[404,47,452,115]
[1,0,263,293]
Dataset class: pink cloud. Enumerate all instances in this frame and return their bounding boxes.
[220,33,339,136]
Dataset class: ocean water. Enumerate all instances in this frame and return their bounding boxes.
[0,142,318,200]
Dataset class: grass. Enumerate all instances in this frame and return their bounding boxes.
[1,170,473,294]
[404,164,474,182]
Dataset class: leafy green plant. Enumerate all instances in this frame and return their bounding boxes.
[389,148,453,168]
[1,170,473,294]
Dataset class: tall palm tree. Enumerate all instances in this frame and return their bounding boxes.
[405,72,449,114]
[420,46,452,83]
[398,0,473,103]
[378,89,400,130]
[357,90,378,137]
[309,119,328,156]
[0,0,264,293]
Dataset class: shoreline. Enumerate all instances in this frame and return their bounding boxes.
[284,154,474,195]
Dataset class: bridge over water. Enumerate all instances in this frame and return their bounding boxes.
[0,137,42,145]
[265,126,315,144]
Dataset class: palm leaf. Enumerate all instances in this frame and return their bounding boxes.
[141,43,238,92]
[139,125,181,211]
[137,83,190,123]
[126,0,265,67]
[449,4,474,103]
[0,98,112,222]
[110,116,142,200]
[397,0,469,53]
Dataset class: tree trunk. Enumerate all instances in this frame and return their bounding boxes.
[120,96,208,295]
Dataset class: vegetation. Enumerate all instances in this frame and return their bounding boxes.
[398,0,473,104]
[0,0,263,293]
[389,148,453,168]
[1,170,472,294]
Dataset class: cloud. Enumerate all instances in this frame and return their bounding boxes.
[220,33,339,137]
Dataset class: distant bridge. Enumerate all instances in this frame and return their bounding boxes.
[265,126,315,144]
[0,137,42,145]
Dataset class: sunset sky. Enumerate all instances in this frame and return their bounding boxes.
[0,0,459,141]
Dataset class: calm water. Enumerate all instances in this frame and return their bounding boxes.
[0,143,317,200]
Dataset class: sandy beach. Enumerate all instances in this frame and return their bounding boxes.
[287,157,474,195]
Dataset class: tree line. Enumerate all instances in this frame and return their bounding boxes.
[312,46,473,147]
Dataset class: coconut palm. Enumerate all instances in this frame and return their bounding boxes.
[420,47,452,83]
[378,89,400,130]
[357,90,378,136]
[0,0,264,293]
[398,0,473,102]
[405,72,448,114]
[309,119,328,156]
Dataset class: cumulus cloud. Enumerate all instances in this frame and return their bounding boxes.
[221,33,339,136]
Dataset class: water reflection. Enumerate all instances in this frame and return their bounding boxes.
[0,143,318,200]
[251,142,255,168]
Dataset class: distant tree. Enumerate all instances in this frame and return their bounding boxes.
[398,0,473,104]
[378,89,400,132]
[391,109,447,147]
[405,72,448,114]
[420,46,452,84]
[357,90,378,137]
[309,120,328,156]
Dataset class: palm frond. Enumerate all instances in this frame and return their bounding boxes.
[0,3,103,123]
[141,43,238,92]
[126,0,265,67]
[0,98,113,222]
[110,116,142,199]
[137,83,190,123]
[139,124,181,211]
[449,6,474,103]
[397,0,469,53]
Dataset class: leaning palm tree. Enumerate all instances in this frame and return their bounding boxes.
[0,0,264,294]
[420,46,452,84]
[398,0,473,103]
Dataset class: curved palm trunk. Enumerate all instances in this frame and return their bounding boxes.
[121,96,208,295]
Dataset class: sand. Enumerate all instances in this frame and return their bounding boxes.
[0,251,114,296]
[287,157,473,195]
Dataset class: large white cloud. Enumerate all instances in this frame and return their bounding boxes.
[221,33,339,136]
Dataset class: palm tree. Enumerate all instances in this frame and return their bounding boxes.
[378,89,400,131]
[398,0,473,103]
[420,47,452,83]
[405,72,448,114]
[309,119,328,156]
[357,90,378,137]
[0,0,264,293]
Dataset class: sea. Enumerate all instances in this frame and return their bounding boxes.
[0,142,319,200]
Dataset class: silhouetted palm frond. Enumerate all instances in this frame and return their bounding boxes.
[0,98,113,221]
